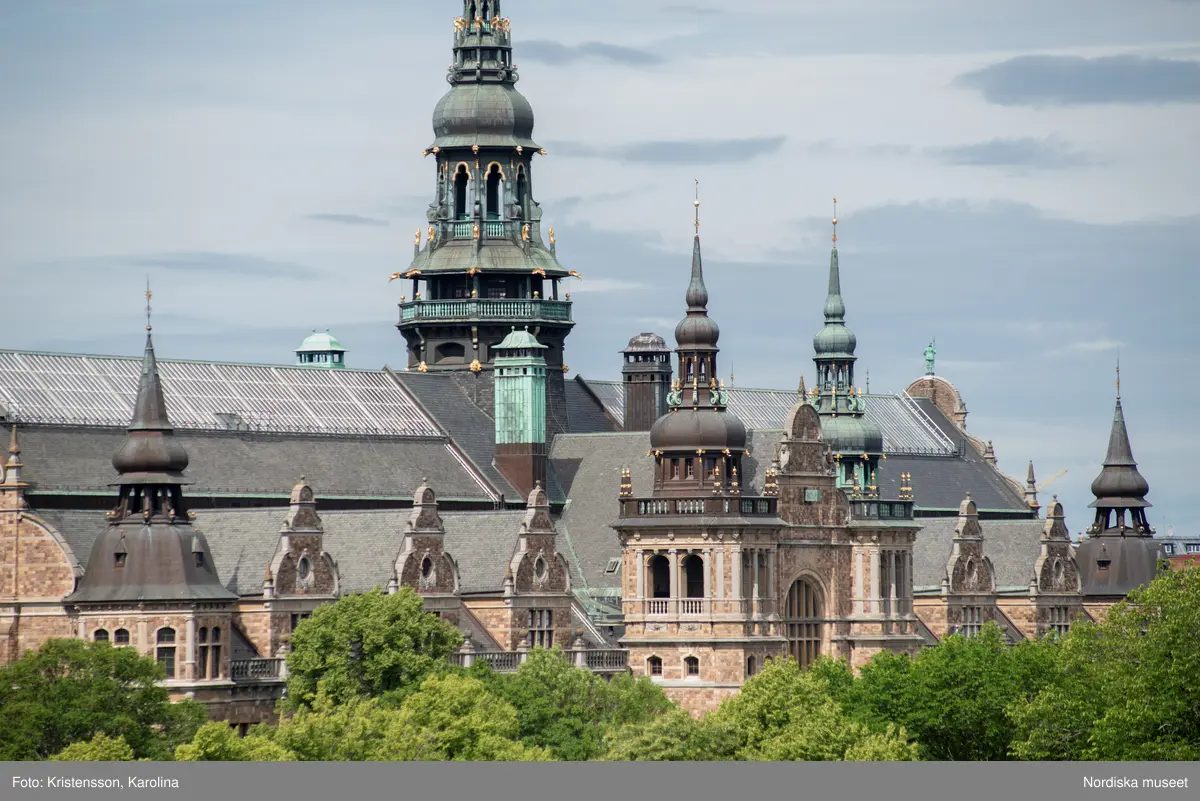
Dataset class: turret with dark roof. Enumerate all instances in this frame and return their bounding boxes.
[67,329,234,604]
[648,189,748,495]
[1076,375,1162,597]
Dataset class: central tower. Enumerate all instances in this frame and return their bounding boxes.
[396,1,574,429]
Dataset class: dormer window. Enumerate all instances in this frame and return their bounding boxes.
[1097,559,1111,570]
[114,552,126,568]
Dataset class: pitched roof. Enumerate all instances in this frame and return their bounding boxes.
[912,517,1044,591]
[33,506,531,597]
[578,379,958,456]
[0,350,440,437]
[18,426,493,501]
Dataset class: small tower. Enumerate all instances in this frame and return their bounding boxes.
[296,330,347,368]
[810,200,884,493]
[1024,461,1041,515]
[1076,373,1162,606]
[66,319,236,682]
[621,332,672,431]
[493,327,548,497]
[943,493,997,638]
[393,478,462,625]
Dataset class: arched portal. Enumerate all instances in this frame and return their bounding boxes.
[649,554,670,598]
[682,554,704,598]
[784,578,823,668]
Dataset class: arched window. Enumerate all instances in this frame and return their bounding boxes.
[114,628,130,645]
[468,2,477,22]
[746,655,757,677]
[156,628,177,679]
[93,628,109,643]
[485,164,503,220]
[197,627,209,679]
[647,655,663,676]
[515,166,528,217]
[684,656,700,678]
[211,627,222,679]
[454,165,470,220]
[682,554,704,599]
[785,579,823,668]
[648,554,670,599]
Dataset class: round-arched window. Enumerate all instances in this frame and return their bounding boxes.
[298,557,311,580]
[421,556,434,578]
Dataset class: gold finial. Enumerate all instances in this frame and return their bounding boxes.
[521,223,530,241]
[548,226,555,245]
[414,228,421,246]
[832,196,838,246]
[693,178,700,234]
[144,278,153,332]
[427,225,435,243]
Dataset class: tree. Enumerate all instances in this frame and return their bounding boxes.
[0,639,206,760]
[284,588,463,710]
[848,625,1058,761]
[378,674,550,761]
[271,690,399,761]
[1011,569,1200,760]
[50,733,135,762]
[600,709,738,762]
[483,648,673,760]
[843,726,921,762]
[175,723,295,762]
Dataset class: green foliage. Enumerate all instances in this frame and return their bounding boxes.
[175,722,294,762]
[284,588,463,710]
[272,690,398,761]
[0,639,206,760]
[601,709,737,762]
[844,624,1058,760]
[1011,569,1200,760]
[483,648,673,760]
[379,674,550,761]
[50,733,135,762]
[843,725,921,762]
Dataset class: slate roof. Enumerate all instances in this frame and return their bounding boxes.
[912,518,1045,591]
[578,379,958,456]
[0,350,441,436]
[17,426,493,501]
[34,506,531,597]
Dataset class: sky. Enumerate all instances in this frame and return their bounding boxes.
[1,0,1198,536]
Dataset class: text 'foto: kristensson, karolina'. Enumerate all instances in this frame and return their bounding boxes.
[13,776,181,790]
[1084,776,1189,789]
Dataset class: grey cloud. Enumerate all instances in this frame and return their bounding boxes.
[305,213,390,227]
[519,41,663,66]
[955,55,1200,106]
[124,253,320,279]
[930,136,1098,169]
[548,136,787,165]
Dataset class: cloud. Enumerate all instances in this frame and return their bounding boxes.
[660,4,723,14]
[123,253,320,279]
[955,55,1200,106]
[519,41,663,67]
[1046,339,1125,358]
[305,213,389,227]
[929,136,1098,170]
[548,136,787,165]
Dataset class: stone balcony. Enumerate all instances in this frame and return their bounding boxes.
[398,297,573,325]
[618,495,778,520]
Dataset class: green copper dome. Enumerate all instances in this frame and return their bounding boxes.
[821,414,884,455]
[432,83,538,149]
[496,327,547,351]
[297,330,345,353]
[813,323,857,358]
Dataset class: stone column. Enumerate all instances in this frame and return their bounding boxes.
[870,548,880,616]
[888,551,897,618]
[855,549,865,616]
[766,549,776,618]
[716,549,725,602]
[668,549,679,617]
[77,618,86,639]
[634,549,644,600]
[751,549,761,619]
[185,617,197,680]
[138,617,149,657]
[703,548,712,614]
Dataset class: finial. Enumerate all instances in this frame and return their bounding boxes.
[144,278,153,332]
[8,424,19,456]
[693,178,700,234]
[832,196,838,246]
[1115,356,1121,400]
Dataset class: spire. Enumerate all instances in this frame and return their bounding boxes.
[1089,394,1150,510]
[1025,461,1041,513]
[823,198,845,323]
[129,330,174,432]
[685,180,708,312]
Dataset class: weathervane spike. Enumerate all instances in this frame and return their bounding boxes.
[832,196,838,245]
[693,178,700,234]
[145,277,153,332]
[1116,355,1121,400]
